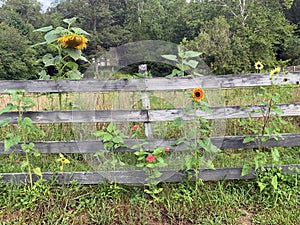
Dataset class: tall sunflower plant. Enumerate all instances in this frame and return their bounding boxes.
[32,17,90,79]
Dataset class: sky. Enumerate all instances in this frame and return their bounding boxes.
[39,0,54,11]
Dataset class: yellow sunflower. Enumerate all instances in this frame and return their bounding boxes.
[270,67,281,78]
[57,153,70,164]
[57,34,88,50]
[255,61,263,70]
[192,87,205,101]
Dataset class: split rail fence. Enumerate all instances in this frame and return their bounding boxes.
[0,73,300,185]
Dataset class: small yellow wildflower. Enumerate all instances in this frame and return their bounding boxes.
[255,61,264,70]
[57,34,88,50]
[57,153,70,164]
[270,67,281,78]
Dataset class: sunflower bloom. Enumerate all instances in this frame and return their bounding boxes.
[57,34,88,50]
[270,67,281,78]
[255,61,263,70]
[192,87,205,101]
[57,153,70,164]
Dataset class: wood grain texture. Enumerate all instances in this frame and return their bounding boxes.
[1,103,299,124]
[0,73,299,93]
[1,133,299,154]
[1,164,299,185]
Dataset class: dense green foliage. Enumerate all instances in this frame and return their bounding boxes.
[0,0,299,79]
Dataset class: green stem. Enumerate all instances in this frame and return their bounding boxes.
[260,86,275,150]
[19,96,33,186]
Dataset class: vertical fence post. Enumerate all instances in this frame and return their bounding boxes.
[139,64,153,139]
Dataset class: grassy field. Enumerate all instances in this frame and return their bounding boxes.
[0,179,299,224]
[0,85,299,224]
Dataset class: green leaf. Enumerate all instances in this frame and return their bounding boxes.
[44,30,60,44]
[0,117,11,127]
[64,48,82,61]
[93,130,106,137]
[112,137,123,144]
[176,63,190,71]
[79,56,90,62]
[20,117,33,128]
[146,163,155,168]
[4,134,21,151]
[21,143,34,153]
[31,41,48,48]
[257,182,267,192]
[153,170,162,178]
[33,26,53,33]
[271,149,280,163]
[185,60,198,69]
[42,54,61,67]
[63,17,77,25]
[184,51,202,58]
[242,164,252,176]
[243,136,256,144]
[33,150,40,157]
[161,54,178,61]
[107,123,115,133]
[65,70,83,79]
[38,70,51,80]
[271,175,278,189]
[71,27,90,36]
[0,104,15,115]
[21,161,29,169]
[65,61,79,70]
[33,167,42,177]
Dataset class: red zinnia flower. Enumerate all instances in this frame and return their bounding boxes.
[146,155,155,163]
[165,147,170,152]
[132,125,139,130]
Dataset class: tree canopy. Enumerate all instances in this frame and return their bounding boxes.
[0,0,299,79]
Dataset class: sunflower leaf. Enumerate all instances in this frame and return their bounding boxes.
[65,70,83,79]
[33,26,53,33]
[44,30,60,44]
[64,48,81,61]
[183,51,202,58]
[161,55,177,61]
[63,17,77,25]
[71,27,90,36]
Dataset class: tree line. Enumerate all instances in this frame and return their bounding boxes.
[0,0,299,79]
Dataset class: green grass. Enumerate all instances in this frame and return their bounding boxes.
[0,179,299,224]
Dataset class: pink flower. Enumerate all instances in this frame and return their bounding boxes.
[132,125,139,130]
[146,155,155,163]
[165,147,170,152]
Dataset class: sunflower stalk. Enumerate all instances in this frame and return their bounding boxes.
[33,17,90,80]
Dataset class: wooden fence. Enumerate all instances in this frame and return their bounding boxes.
[0,73,299,185]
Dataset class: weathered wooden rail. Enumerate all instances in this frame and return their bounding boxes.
[0,73,299,185]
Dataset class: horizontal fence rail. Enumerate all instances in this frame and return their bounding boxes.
[0,103,299,124]
[1,165,300,185]
[0,73,299,93]
[1,133,300,154]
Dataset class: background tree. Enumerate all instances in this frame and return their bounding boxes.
[0,0,299,79]
[0,0,44,27]
[184,0,295,74]
[0,23,40,79]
